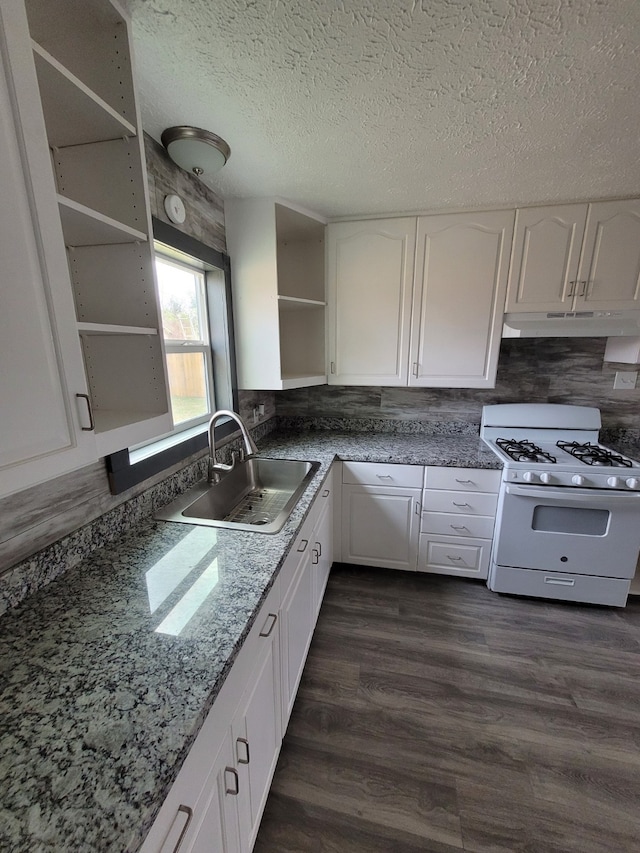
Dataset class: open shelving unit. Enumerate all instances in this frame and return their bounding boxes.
[24,0,171,453]
[226,198,327,390]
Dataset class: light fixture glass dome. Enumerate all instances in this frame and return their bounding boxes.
[161,126,231,177]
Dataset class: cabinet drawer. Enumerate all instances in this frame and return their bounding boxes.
[422,489,498,516]
[418,535,491,579]
[424,466,501,492]
[489,564,630,607]
[421,511,495,539]
[342,461,423,488]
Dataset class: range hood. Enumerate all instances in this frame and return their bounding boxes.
[503,310,640,338]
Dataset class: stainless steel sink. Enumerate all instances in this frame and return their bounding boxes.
[155,457,321,533]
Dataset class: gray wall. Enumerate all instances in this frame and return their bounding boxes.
[275,338,640,430]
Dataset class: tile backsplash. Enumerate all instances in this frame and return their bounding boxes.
[275,338,640,430]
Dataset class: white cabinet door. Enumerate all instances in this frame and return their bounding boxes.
[505,204,588,312]
[280,546,315,727]
[311,483,333,617]
[0,0,95,498]
[576,199,640,309]
[189,731,240,853]
[341,485,420,571]
[327,218,416,385]
[232,609,280,853]
[409,210,514,388]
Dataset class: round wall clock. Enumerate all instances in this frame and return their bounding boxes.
[163,193,186,224]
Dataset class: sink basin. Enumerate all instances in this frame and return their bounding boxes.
[155,457,321,533]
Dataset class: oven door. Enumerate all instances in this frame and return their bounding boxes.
[493,484,640,578]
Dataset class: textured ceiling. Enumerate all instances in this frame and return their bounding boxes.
[125,0,640,218]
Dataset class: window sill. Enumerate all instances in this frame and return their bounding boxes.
[106,417,241,495]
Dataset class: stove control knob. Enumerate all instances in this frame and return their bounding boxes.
[571,474,586,486]
[625,477,640,490]
[540,472,553,484]
[522,471,537,483]
[607,476,623,488]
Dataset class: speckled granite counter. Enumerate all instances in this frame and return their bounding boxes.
[0,430,499,852]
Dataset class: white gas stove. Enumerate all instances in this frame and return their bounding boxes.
[480,404,640,607]
[481,403,640,490]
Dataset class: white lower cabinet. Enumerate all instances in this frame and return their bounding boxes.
[418,467,500,579]
[232,619,281,853]
[341,462,422,571]
[279,542,314,727]
[280,473,334,728]
[311,470,335,616]
[141,582,281,853]
[142,470,335,853]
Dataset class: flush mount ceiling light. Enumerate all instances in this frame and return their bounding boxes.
[161,126,231,177]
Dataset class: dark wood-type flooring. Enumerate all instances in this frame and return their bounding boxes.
[254,563,640,853]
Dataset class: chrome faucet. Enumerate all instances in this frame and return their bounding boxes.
[207,409,258,483]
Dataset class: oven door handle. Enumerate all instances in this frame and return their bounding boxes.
[505,484,640,505]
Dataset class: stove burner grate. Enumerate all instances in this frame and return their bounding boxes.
[496,438,557,464]
[556,441,632,467]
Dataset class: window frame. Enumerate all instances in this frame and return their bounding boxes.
[155,247,215,430]
[105,218,239,495]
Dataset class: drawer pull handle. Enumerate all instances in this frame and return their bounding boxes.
[447,555,463,561]
[377,474,393,480]
[450,524,468,531]
[236,737,250,765]
[259,613,278,637]
[297,539,309,553]
[452,502,470,507]
[544,576,575,586]
[315,540,322,557]
[312,548,319,565]
[322,488,330,497]
[455,478,474,485]
[75,393,95,431]
[162,804,192,853]
[225,767,240,795]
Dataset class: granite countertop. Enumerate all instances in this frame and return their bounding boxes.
[0,430,499,853]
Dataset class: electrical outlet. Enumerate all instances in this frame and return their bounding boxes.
[613,370,638,390]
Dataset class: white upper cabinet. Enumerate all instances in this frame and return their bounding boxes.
[327,212,512,389]
[4,0,173,466]
[0,0,96,498]
[326,218,416,385]
[506,199,640,313]
[505,204,588,312]
[226,198,327,390]
[577,199,640,310]
[410,210,514,388]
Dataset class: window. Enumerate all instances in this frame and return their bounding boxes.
[155,251,214,428]
[105,218,238,494]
